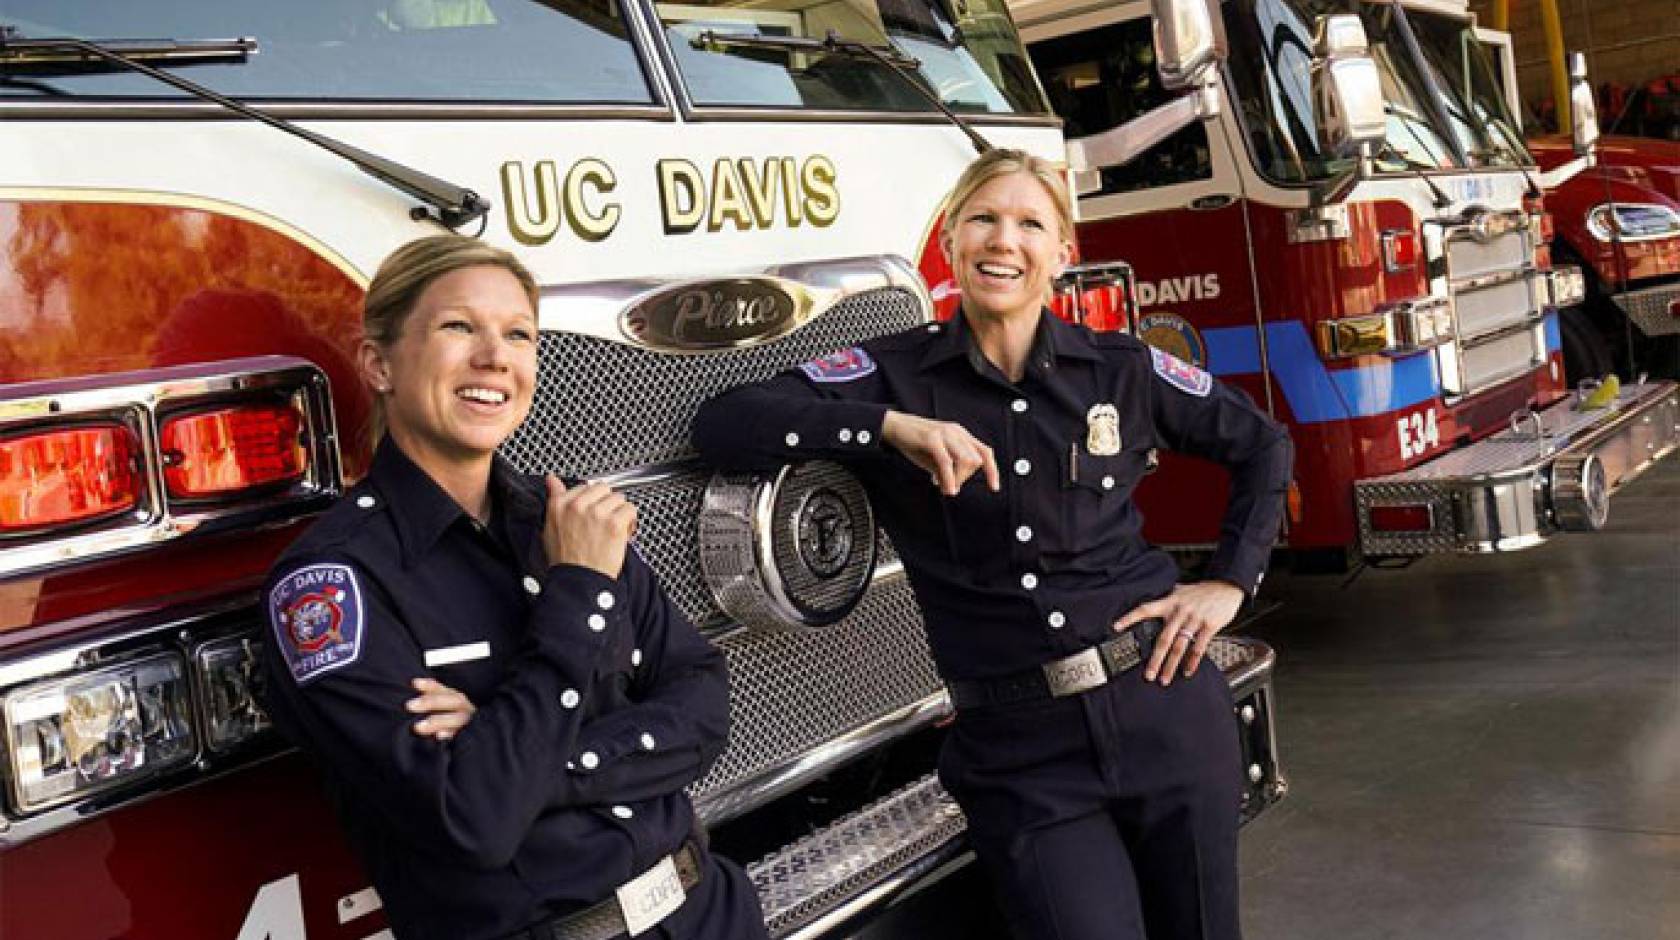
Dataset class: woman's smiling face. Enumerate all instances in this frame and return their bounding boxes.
[942,170,1073,324]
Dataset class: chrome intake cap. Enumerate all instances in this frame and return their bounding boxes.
[700,462,877,631]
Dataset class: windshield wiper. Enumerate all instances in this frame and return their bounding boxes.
[1380,104,1453,208]
[691,28,993,154]
[0,28,491,230]
[0,33,255,74]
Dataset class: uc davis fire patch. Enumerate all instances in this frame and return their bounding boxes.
[800,347,876,383]
[1150,346,1213,398]
[269,563,365,685]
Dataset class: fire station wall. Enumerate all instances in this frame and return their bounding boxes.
[1468,0,1679,127]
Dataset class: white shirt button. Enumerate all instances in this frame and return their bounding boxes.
[1101,475,1116,490]
[579,751,600,770]
[928,323,942,333]
[1015,526,1033,543]
[1020,572,1039,590]
[631,648,643,667]
[1048,610,1067,629]
[858,429,872,444]
[587,613,607,633]
[1011,399,1029,414]
[1014,458,1031,476]
[640,732,657,751]
[611,805,634,819]
[596,591,615,610]
[838,428,853,443]
[356,495,376,509]
[565,760,575,771]
[522,575,541,595]
[785,432,801,447]
[560,689,580,709]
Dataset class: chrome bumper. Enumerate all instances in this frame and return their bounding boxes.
[1356,381,1680,555]
[749,638,1283,939]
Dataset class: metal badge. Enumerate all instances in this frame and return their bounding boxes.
[1085,403,1121,455]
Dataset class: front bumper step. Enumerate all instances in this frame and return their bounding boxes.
[748,638,1283,939]
[1615,280,1680,337]
[1356,381,1680,554]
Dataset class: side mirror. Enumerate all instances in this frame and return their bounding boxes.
[1568,51,1600,156]
[1151,0,1221,90]
[1311,14,1387,159]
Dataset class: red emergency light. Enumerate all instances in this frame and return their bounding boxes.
[0,424,140,533]
[1368,504,1434,533]
[160,403,308,499]
[1380,229,1419,273]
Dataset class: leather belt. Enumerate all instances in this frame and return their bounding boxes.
[518,841,703,940]
[945,622,1157,711]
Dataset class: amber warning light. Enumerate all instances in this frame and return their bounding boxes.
[0,425,140,533]
[161,404,307,499]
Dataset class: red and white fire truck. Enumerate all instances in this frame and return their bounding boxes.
[0,2,1283,938]
[1005,0,1679,562]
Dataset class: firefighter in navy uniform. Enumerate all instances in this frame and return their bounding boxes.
[257,236,767,940]
[693,150,1291,940]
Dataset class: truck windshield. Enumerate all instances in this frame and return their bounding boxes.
[658,0,1049,114]
[0,0,654,104]
[1223,0,1526,184]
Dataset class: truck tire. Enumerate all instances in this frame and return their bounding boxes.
[1560,305,1614,384]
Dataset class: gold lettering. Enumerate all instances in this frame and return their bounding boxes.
[708,159,754,232]
[802,155,839,228]
[564,158,621,242]
[780,157,803,227]
[738,158,778,229]
[658,159,705,235]
[501,160,563,246]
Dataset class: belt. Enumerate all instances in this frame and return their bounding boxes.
[945,622,1157,711]
[519,841,703,940]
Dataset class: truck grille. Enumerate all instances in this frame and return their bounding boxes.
[1438,212,1547,396]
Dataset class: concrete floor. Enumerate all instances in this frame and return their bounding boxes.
[860,456,1680,939]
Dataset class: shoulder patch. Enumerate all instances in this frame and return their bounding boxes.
[1150,346,1213,397]
[799,347,877,383]
[269,563,365,685]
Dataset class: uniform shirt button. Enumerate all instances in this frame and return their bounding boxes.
[927,323,942,333]
[1015,525,1033,543]
[596,591,615,610]
[560,689,580,710]
[579,751,600,771]
[1048,610,1067,629]
[640,732,657,751]
[611,805,634,820]
[785,432,801,447]
[1101,475,1116,490]
[1010,399,1029,414]
[355,495,376,509]
[857,429,872,445]
[522,575,542,595]
[587,613,607,633]
[1020,572,1039,590]
[631,648,644,667]
[1013,458,1031,476]
[838,428,853,443]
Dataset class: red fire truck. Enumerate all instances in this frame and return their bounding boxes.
[1004,0,1679,562]
[0,2,1282,938]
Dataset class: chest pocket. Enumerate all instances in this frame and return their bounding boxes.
[1045,445,1155,560]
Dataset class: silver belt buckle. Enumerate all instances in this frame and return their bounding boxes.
[1043,647,1107,697]
[615,853,686,936]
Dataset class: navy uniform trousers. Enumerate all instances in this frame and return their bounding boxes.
[940,633,1242,940]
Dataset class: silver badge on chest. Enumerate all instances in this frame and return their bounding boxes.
[1085,403,1121,455]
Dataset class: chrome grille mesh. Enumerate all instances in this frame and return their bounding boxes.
[501,288,924,478]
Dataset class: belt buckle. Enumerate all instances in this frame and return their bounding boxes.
[1043,647,1106,697]
[615,853,686,936]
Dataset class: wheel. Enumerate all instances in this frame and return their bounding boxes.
[1559,305,1614,385]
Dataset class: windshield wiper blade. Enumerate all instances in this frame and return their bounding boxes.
[0,30,490,230]
[692,28,993,154]
[0,33,255,75]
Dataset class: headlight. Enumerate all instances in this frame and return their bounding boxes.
[194,636,270,752]
[2,652,195,813]
[1586,203,1680,242]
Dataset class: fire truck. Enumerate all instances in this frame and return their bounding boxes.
[1005,0,1680,562]
[0,2,1283,937]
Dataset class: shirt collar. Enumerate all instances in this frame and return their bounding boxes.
[918,308,1104,378]
[368,438,544,568]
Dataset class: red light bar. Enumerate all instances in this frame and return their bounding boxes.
[0,425,139,533]
[1380,229,1419,272]
[1369,504,1434,533]
[161,404,307,499]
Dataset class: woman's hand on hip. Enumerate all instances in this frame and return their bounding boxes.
[406,677,477,741]
[1113,581,1245,685]
[543,475,637,578]
[881,410,1000,497]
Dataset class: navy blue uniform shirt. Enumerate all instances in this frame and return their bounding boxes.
[257,440,730,940]
[693,311,1292,682]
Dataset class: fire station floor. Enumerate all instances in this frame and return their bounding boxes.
[857,457,1680,940]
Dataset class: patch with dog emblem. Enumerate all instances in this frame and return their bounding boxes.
[269,563,364,684]
[800,347,876,383]
[1150,346,1213,397]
